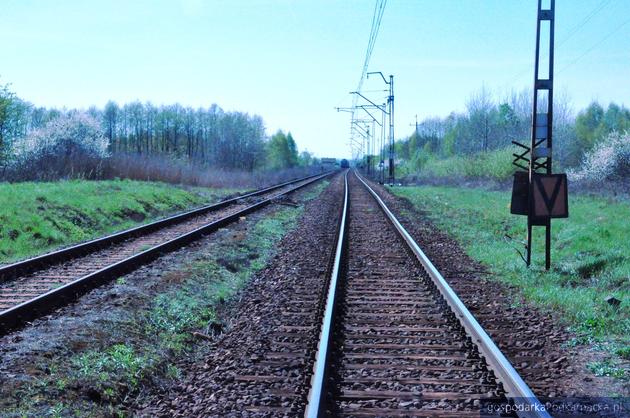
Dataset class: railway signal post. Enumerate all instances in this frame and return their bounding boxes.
[511,0,568,270]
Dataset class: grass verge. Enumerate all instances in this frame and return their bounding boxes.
[391,185,629,381]
[397,148,516,182]
[0,180,329,417]
[0,179,238,264]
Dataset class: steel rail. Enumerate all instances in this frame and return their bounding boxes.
[354,171,550,418]
[0,172,333,336]
[305,171,348,418]
[0,171,329,284]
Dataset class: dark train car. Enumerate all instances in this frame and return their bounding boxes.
[340,158,349,168]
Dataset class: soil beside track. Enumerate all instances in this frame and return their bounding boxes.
[364,177,626,398]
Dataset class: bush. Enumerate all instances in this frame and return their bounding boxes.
[103,153,321,189]
[412,148,516,181]
[9,112,109,180]
[568,131,630,183]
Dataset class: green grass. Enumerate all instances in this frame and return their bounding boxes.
[0,179,237,264]
[588,358,627,379]
[391,185,629,377]
[73,344,150,391]
[398,148,518,181]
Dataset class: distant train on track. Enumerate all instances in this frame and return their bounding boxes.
[340,158,349,168]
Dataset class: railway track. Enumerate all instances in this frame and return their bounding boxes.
[0,172,332,336]
[305,171,549,417]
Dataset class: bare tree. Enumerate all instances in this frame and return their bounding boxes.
[466,84,497,152]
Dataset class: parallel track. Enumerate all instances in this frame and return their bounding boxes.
[0,172,332,335]
[306,171,549,417]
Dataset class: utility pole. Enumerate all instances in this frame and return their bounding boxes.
[529,0,554,269]
[388,74,395,185]
[350,117,372,174]
[366,125,371,175]
[368,71,395,185]
[337,106,363,169]
[510,0,568,270]
[410,115,418,136]
[371,119,376,177]
[380,109,386,184]
[347,93,387,178]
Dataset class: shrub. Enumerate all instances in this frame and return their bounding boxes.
[103,153,321,189]
[9,112,109,180]
[413,148,516,181]
[568,131,630,183]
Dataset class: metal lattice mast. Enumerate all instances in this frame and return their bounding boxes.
[388,75,395,185]
[510,0,564,270]
[527,0,555,269]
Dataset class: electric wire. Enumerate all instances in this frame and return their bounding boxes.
[557,15,630,74]
[349,0,387,159]
[557,0,613,48]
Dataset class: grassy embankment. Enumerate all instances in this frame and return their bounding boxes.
[0,180,330,417]
[396,148,516,182]
[392,185,629,380]
[0,179,239,264]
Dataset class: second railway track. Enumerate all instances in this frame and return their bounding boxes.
[306,171,548,417]
[0,172,332,335]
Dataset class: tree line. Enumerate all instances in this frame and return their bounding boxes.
[393,86,630,170]
[0,82,315,177]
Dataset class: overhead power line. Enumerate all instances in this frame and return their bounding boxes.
[356,0,387,94]
[557,15,630,74]
[347,0,387,160]
[556,0,613,48]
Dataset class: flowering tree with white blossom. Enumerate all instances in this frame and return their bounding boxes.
[568,131,630,183]
[11,112,109,180]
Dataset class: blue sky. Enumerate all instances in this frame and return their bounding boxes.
[1,0,628,158]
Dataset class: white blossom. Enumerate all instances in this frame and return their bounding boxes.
[13,112,109,162]
[568,131,630,182]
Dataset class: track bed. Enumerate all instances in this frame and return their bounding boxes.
[318,172,507,416]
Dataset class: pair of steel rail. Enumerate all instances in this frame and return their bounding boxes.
[0,171,332,336]
[306,170,550,418]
